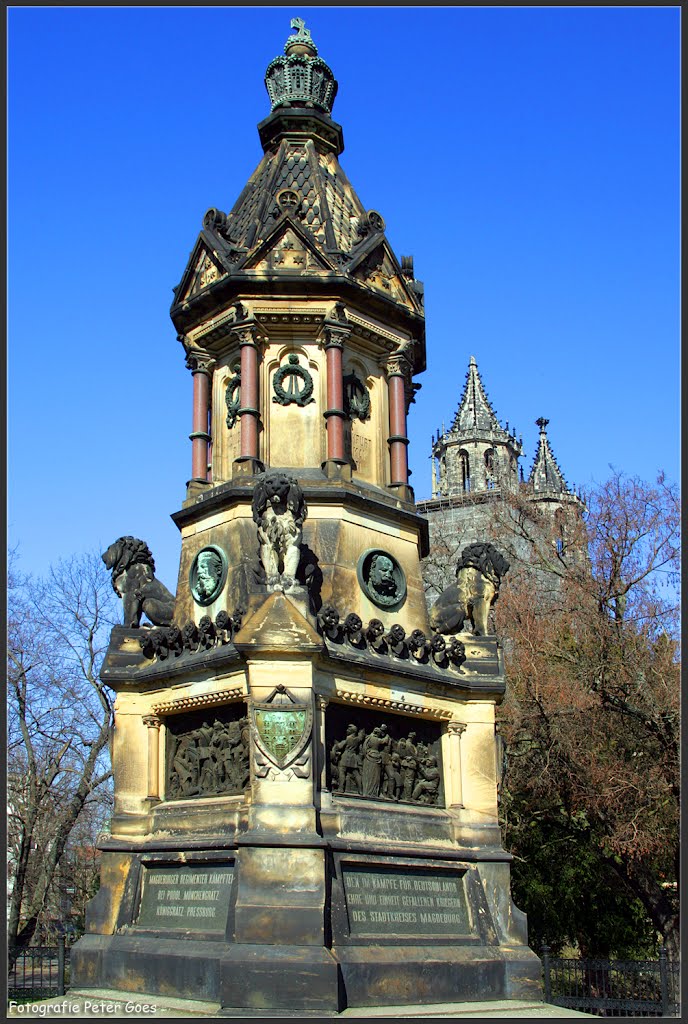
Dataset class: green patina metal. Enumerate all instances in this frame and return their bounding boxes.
[254,707,309,763]
[225,363,241,429]
[272,353,315,407]
[344,372,371,421]
[264,18,338,115]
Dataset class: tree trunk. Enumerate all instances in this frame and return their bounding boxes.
[608,857,680,959]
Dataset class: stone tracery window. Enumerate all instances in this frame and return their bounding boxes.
[459,449,470,492]
[484,448,495,489]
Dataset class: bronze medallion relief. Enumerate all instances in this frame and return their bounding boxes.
[189,546,228,606]
[357,548,406,609]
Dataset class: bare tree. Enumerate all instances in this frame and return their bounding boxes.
[7,552,117,950]
[421,471,680,956]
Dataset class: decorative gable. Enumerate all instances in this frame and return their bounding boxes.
[352,243,418,311]
[176,243,227,304]
[242,220,334,274]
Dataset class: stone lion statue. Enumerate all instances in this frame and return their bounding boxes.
[102,536,176,628]
[429,542,510,637]
[251,472,307,591]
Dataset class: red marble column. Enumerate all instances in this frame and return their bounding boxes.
[239,332,259,460]
[324,337,346,462]
[322,306,351,470]
[387,359,409,486]
[186,352,213,482]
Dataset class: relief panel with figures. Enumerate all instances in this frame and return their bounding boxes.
[165,705,250,800]
[326,704,444,808]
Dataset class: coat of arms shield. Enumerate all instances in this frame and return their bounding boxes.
[250,686,313,771]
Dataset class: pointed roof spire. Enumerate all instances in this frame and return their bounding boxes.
[529,417,571,494]
[451,356,503,435]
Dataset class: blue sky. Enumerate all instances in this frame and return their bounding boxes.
[8,6,680,591]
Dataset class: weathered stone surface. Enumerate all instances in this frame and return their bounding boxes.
[75,17,539,1018]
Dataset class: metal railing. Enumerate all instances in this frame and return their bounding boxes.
[8,937,69,1001]
[542,945,680,1017]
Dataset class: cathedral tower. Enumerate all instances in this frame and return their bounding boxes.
[430,356,523,499]
[418,356,583,602]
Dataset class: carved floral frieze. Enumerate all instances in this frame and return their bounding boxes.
[139,609,243,661]
[316,605,466,671]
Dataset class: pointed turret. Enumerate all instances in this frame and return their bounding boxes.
[430,356,523,497]
[452,356,502,435]
[167,15,431,630]
[529,417,571,494]
[171,18,425,365]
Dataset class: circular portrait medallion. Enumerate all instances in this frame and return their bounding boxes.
[357,549,407,609]
[189,545,228,606]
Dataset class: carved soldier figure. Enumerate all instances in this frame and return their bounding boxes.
[398,731,418,801]
[330,724,365,794]
[204,719,230,789]
[171,734,200,797]
[187,721,212,791]
[382,751,403,799]
[412,755,441,805]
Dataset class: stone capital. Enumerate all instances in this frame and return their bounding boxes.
[383,352,412,381]
[185,350,215,376]
[447,721,467,736]
[316,695,330,713]
[143,715,162,730]
[230,320,262,350]
[319,302,351,350]
[322,325,350,350]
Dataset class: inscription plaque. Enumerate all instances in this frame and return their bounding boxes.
[342,866,470,937]
[136,864,234,932]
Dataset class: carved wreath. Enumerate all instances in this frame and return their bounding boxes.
[344,372,371,421]
[272,353,315,407]
[225,363,241,429]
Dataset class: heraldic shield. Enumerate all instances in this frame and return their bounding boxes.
[251,684,313,771]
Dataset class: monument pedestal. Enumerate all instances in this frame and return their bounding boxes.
[73,18,541,1012]
[71,608,540,1014]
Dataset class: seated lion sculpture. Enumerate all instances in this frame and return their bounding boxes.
[102,536,176,628]
[429,542,510,637]
[251,472,308,591]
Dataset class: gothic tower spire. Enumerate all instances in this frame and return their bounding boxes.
[529,417,571,494]
[431,356,522,497]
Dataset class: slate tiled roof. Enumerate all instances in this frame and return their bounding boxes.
[171,19,425,335]
[221,139,367,259]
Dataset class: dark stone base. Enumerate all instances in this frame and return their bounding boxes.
[71,935,225,1003]
[71,934,540,1013]
[335,944,542,1007]
[220,944,343,1012]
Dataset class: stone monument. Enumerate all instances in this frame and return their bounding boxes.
[71,18,540,1014]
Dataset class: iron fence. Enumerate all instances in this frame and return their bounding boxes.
[542,945,680,1017]
[7,937,69,1002]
